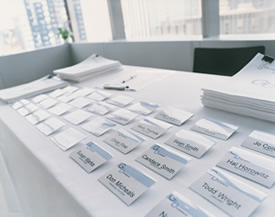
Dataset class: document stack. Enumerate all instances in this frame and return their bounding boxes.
[53,54,122,82]
[201,53,275,122]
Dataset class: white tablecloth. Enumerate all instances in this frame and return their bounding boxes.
[0,66,274,217]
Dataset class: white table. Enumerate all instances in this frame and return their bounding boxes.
[0,66,274,217]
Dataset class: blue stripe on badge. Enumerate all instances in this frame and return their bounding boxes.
[152,145,190,164]
[118,163,155,188]
[87,142,112,160]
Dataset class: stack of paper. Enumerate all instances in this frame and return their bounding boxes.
[201,53,275,122]
[0,76,68,103]
[53,54,122,82]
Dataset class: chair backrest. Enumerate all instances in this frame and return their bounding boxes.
[193,46,265,76]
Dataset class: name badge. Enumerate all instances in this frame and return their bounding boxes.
[191,118,239,140]
[145,192,214,217]
[70,141,112,173]
[155,106,193,126]
[217,147,275,188]
[190,167,267,217]
[106,95,134,107]
[98,162,155,205]
[128,101,159,115]
[241,130,275,157]
[131,117,172,139]
[103,128,144,154]
[165,129,215,158]
[107,108,138,125]
[136,144,191,179]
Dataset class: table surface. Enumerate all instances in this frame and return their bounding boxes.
[0,65,275,217]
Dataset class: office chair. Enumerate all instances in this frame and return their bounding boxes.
[193,46,265,76]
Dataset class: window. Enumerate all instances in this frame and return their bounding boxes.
[220,0,275,36]
[121,0,202,40]
[0,0,69,55]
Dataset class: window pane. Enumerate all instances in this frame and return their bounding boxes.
[76,0,112,42]
[121,0,202,40]
[0,0,69,55]
[220,0,275,35]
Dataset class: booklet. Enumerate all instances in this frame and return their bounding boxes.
[98,162,155,205]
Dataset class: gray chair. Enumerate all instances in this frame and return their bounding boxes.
[193,46,265,76]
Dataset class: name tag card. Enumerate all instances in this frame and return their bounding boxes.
[36,117,65,136]
[99,162,155,205]
[12,101,23,110]
[103,128,145,154]
[145,192,214,217]
[155,106,193,126]
[57,92,79,103]
[87,90,112,101]
[131,117,172,139]
[49,88,66,98]
[25,103,39,112]
[128,101,159,115]
[48,103,73,116]
[25,110,51,125]
[61,85,79,93]
[52,128,87,151]
[106,95,134,107]
[32,94,48,103]
[39,98,58,109]
[70,141,112,173]
[69,97,92,108]
[81,116,116,136]
[189,167,267,217]
[20,99,30,105]
[17,107,32,116]
[87,102,115,115]
[64,110,93,125]
[165,129,215,158]
[136,144,191,180]
[217,147,275,188]
[191,118,239,140]
[241,130,275,158]
[72,87,94,97]
[107,108,138,125]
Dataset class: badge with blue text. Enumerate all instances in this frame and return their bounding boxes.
[70,141,112,173]
[136,144,191,179]
[145,192,214,217]
[189,167,267,217]
[98,162,156,205]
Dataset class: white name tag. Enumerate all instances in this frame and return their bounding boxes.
[191,118,239,140]
[106,95,134,107]
[165,129,215,158]
[52,128,87,151]
[48,103,73,116]
[136,144,191,179]
[39,98,58,108]
[36,117,65,136]
[98,162,155,205]
[241,130,275,158]
[64,109,93,125]
[87,90,112,101]
[128,101,159,115]
[155,106,193,126]
[87,102,115,115]
[70,141,112,173]
[131,117,172,139]
[103,128,144,154]
[69,96,91,108]
[145,192,214,217]
[25,110,51,125]
[107,108,138,125]
[81,116,116,136]
[217,147,275,188]
[12,101,23,110]
[190,167,267,217]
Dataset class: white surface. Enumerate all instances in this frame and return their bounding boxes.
[0,65,275,217]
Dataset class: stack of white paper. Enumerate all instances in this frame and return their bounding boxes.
[53,54,122,82]
[0,76,68,103]
[201,53,275,122]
